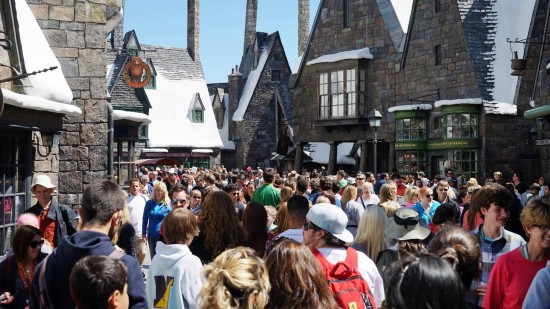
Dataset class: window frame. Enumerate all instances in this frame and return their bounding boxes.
[318,68,365,119]
[271,70,281,81]
[192,109,204,123]
[444,113,479,139]
[445,149,479,180]
[396,118,427,141]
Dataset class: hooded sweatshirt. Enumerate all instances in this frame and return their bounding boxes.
[29,230,147,309]
[146,242,203,309]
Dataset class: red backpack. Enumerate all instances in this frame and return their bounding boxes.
[311,247,376,309]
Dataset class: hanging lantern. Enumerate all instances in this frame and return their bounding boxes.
[511,51,527,76]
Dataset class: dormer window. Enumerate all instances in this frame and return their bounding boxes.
[144,58,157,89]
[191,93,205,123]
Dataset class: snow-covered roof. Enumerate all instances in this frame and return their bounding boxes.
[192,149,213,153]
[219,94,236,150]
[145,74,223,148]
[232,50,270,122]
[390,0,414,33]
[458,0,537,103]
[434,98,483,108]
[388,103,432,112]
[306,142,355,165]
[15,0,72,104]
[307,48,374,65]
[293,53,303,74]
[483,101,517,115]
[141,148,168,153]
[112,109,151,124]
[3,88,81,116]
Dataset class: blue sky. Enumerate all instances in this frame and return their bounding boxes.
[124,0,321,83]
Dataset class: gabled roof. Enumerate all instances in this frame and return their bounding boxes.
[210,88,226,110]
[122,30,141,50]
[232,32,280,122]
[140,45,204,80]
[190,93,205,110]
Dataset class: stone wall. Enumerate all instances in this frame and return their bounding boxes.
[27,0,109,208]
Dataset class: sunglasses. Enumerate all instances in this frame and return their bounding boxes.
[233,192,240,196]
[438,188,448,192]
[171,198,187,204]
[192,195,201,199]
[425,194,434,198]
[356,178,365,180]
[303,220,318,231]
[29,239,44,249]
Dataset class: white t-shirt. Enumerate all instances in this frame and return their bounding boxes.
[128,194,148,234]
[317,247,385,307]
[277,228,304,243]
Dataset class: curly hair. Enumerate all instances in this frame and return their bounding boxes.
[199,191,246,258]
[264,240,337,309]
[200,247,270,309]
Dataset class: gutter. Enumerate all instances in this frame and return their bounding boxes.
[107,102,114,181]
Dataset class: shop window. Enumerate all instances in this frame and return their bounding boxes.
[445,114,478,138]
[396,118,427,141]
[319,68,363,119]
[114,140,135,189]
[446,149,479,180]
[0,131,30,254]
[396,151,426,175]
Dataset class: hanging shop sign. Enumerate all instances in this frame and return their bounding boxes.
[123,56,151,88]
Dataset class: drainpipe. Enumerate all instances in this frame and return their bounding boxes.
[107,102,114,180]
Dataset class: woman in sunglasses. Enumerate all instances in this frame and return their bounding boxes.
[413,187,441,227]
[0,225,47,308]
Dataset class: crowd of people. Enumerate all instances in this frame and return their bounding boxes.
[0,165,549,309]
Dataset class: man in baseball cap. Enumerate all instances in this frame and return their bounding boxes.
[303,203,385,306]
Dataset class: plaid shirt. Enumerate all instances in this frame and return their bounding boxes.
[469,225,526,308]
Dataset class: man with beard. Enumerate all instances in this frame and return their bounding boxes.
[29,180,147,309]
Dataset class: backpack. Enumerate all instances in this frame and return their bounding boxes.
[311,247,376,309]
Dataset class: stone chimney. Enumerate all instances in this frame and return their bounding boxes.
[298,0,309,56]
[108,0,125,50]
[228,65,242,140]
[188,0,199,61]
[243,0,258,54]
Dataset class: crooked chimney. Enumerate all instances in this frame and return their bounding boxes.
[298,0,309,56]
[243,0,258,54]
[188,0,200,61]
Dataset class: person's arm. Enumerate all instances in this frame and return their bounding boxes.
[142,202,150,240]
[482,255,507,309]
[122,256,148,309]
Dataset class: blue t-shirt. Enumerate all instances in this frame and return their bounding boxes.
[142,200,171,238]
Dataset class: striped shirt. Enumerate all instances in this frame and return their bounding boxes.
[469,225,526,308]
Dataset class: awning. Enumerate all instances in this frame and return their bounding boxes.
[271,153,285,161]
[191,149,213,154]
[112,110,152,125]
[3,88,81,116]
[135,158,181,166]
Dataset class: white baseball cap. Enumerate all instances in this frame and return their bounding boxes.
[306,203,354,243]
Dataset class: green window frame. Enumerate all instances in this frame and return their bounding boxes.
[396,150,426,175]
[396,118,427,141]
[445,149,478,180]
[193,109,204,123]
[445,114,478,139]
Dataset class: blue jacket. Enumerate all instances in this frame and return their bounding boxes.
[29,231,147,309]
[142,200,171,239]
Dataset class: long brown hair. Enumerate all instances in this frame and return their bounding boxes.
[273,202,291,234]
[13,225,43,262]
[243,202,268,256]
[264,240,338,309]
[199,191,246,257]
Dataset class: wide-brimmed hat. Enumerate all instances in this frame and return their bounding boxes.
[31,175,56,192]
[385,207,430,241]
[306,203,354,243]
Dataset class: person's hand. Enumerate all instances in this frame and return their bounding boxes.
[476,283,487,298]
[0,291,14,304]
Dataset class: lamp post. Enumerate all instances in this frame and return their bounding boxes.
[367,109,383,174]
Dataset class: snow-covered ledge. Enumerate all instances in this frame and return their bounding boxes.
[388,104,432,113]
[112,110,152,125]
[434,98,483,108]
[307,47,374,65]
[141,148,168,153]
[484,101,517,115]
[3,88,81,116]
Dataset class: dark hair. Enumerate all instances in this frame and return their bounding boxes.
[198,191,246,258]
[287,195,310,221]
[70,255,127,309]
[468,184,512,228]
[432,203,458,225]
[336,170,347,178]
[428,226,481,289]
[243,202,268,257]
[81,180,125,227]
[265,240,338,309]
[309,178,320,192]
[170,183,187,199]
[317,191,336,205]
[263,168,276,183]
[223,183,238,193]
[13,225,43,262]
[331,180,340,194]
[296,179,308,193]
[320,176,333,191]
[384,253,466,309]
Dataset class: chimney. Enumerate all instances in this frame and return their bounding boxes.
[108,0,125,50]
[187,0,199,61]
[243,0,258,54]
[298,0,309,56]
[228,65,242,139]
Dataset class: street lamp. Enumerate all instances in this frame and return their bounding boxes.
[367,109,383,174]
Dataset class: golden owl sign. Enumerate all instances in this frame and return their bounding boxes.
[123,56,151,88]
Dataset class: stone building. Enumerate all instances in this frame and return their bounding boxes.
[292,0,541,182]
[0,0,116,252]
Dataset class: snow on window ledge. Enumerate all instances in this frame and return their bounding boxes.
[2,88,81,116]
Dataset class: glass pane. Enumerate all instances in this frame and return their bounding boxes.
[403,119,410,129]
[471,114,478,125]
[418,130,426,139]
[461,114,470,125]
[396,119,403,130]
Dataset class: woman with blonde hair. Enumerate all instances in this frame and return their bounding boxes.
[279,186,294,205]
[200,247,270,309]
[265,240,337,309]
[379,184,400,218]
[341,185,364,236]
[352,204,388,263]
[114,203,136,258]
[403,186,419,207]
[142,181,171,258]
